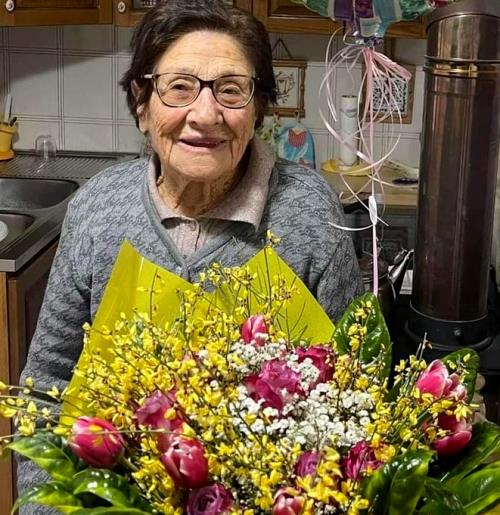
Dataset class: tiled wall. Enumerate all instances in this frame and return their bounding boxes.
[0,25,144,154]
[0,25,426,169]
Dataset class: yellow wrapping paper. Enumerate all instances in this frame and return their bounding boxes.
[63,240,334,419]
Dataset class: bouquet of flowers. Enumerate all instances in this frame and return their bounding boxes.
[1,238,500,515]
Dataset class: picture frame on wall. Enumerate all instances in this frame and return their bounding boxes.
[267,59,306,118]
[362,63,415,124]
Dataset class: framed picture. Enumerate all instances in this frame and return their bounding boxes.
[362,63,415,124]
[267,59,306,118]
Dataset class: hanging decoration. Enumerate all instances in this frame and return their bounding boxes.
[267,38,307,118]
[290,0,460,43]
[291,0,462,296]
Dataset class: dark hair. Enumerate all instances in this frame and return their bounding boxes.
[120,0,276,128]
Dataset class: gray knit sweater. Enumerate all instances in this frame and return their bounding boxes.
[18,156,362,514]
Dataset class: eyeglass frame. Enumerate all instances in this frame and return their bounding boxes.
[142,72,258,109]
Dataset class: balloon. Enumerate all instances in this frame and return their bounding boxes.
[290,0,462,40]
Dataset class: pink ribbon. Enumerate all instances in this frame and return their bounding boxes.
[319,33,411,295]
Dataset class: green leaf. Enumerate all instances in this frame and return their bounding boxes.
[451,462,500,514]
[71,509,152,515]
[362,449,434,514]
[439,422,500,487]
[417,477,465,514]
[441,348,480,401]
[387,450,434,514]
[7,434,80,485]
[72,468,151,511]
[12,482,83,514]
[333,292,392,378]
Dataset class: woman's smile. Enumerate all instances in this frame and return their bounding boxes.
[177,137,229,152]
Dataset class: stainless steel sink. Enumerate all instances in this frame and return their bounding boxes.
[0,178,78,209]
[0,212,35,248]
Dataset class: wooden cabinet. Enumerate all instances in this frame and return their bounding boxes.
[0,0,112,26]
[253,0,425,38]
[0,239,58,515]
[0,0,425,38]
[385,19,426,39]
[114,0,252,27]
[253,0,343,35]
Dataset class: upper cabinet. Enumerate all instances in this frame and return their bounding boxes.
[253,0,343,35]
[385,19,426,39]
[0,0,425,38]
[254,0,425,38]
[114,0,251,27]
[0,0,112,26]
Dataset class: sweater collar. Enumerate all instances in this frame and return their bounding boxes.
[147,135,276,230]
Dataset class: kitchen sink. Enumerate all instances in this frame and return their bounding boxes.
[0,212,35,248]
[0,178,78,209]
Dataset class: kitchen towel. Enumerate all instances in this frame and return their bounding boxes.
[276,123,315,169]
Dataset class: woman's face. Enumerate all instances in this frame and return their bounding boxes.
[138,30,257,184]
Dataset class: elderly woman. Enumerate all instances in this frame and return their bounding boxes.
[18,0,361,510]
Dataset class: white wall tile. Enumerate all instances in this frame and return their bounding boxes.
[8,27,58,50]
[63,25,113,53]
[117,124,144,153]
[303,62,334,131]
[63,55,113,119]
[386,133,421,167]
[116,27,134,54]
[117,55,132,121]
[408,67,424,134]
[64,122,112,151]
[394,39,426,66]
[271,33,332,62]
[4,27,429,160]
[309,129,331,170]
[334,63,363,115]
[0,52,5,110]
[10,53,59,117]
[13,119,60,150]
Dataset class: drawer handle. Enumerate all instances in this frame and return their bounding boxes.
[5,0,15,12]
[117,1,127,14]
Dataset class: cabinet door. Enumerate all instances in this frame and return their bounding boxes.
[0,0,112,26]
[0,240,58,515]
[0,273,13,512]
[253,0,343,35]
[385,18,426,38]
[7,239,58,386]
[114,0,252,28]
[254,0,426,38]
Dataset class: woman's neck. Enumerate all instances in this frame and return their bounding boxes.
[157,154,248,218]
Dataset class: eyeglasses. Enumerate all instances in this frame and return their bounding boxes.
[142,72,256,109]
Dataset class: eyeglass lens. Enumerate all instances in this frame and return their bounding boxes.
[155,74,254,108]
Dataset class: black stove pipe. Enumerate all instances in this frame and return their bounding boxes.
[408,0,500,357]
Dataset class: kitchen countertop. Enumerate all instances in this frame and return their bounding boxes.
[321,162,419,207]
[0,151,136,273]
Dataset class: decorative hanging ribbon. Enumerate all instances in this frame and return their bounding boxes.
[319,31,411,295]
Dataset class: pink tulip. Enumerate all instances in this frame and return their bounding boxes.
[272,487,305,515]
[246,359,302,412]
[136,390,187,452]
[135,390,185,431]
[416,360,466,400]
[342,441,382,481]
[443,373,467,401]
[241,315,268,346]
[187,484,233,515]
[294,450,321,478]
[433,414,472,456]
[296,346,335,386]
[160,435,209,489]
[69,416,125,469]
